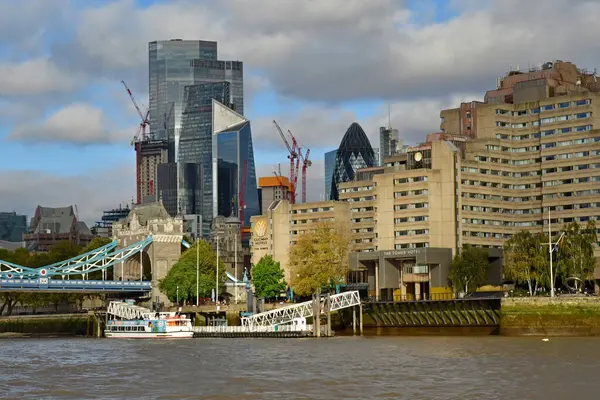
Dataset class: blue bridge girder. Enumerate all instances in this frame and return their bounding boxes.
[0,236,153,280]
[0,278,151,292]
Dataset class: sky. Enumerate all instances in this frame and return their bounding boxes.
[1,0,600,225]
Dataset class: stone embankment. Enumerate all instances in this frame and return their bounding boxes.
[501,296,600,336]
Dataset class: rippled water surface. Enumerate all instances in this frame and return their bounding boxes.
[1,336,599,399]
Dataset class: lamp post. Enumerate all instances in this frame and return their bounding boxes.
[544,208,566,298]
[216,234,220,306]
[196,237,199,307]
[176,285,179,306]
[234,227,238,304]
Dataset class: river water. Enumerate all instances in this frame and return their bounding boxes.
[1,335,598,399]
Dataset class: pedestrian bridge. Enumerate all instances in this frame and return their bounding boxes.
[241,290,361,327]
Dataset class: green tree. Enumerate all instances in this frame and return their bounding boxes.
[252,255,287,299]
[289,221,350,296]
[449,245,489,294]
[558,221,597,287]
[158,240,225,304]
[503,230,549,295]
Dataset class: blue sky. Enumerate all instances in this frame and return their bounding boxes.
[0,0,595,222]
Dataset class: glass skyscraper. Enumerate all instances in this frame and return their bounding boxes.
[330,122,376,200]
[149,39,247,236]
[324,149,337,201]
[212,100,259,228]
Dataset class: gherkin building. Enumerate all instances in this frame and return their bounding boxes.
[330,122,376,200]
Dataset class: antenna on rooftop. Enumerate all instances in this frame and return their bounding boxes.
[388,104,392,129]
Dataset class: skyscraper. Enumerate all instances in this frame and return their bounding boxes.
[324,149,337,200]
[212,100,259,229]
[149,39,247,236]
[379,126,402,165]
[330,122,377,200]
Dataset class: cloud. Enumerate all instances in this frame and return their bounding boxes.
[251,92,480,153]
[0,164,135,226]
[8,103,135,145]
[0,58,82,96]
[43,0,600,102]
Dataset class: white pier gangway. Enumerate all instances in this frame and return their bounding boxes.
[107,300,152,320]
[241,290,361,328]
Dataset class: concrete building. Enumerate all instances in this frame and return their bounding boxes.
[324,149,337,201]
[250,200,350,285]
[0,211,27,243]
[258,176,291,215]
[379,126,403,165]
[138,139,168,204]
[23,206,94,252]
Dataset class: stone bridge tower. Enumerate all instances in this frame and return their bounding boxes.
[112,202,183,306]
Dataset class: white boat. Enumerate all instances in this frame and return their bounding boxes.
[104,300,194,339]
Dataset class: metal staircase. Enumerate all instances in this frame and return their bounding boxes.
[241,290,361,327]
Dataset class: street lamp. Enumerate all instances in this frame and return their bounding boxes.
[196,237,200,307]
[544,208,566,298]
[176,285,179,306]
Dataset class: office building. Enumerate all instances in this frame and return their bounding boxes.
[91,206,131,238]
[24,206,94,252]
[0,212,27,243]
[379,126,403,165]
[329,122,377,200]
[156,162,203,218]
[324,149,337,201]
[258,176,291,215]
[138,140,169,204]
[212,100,259,230]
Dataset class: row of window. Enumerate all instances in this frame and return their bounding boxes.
[463,215,599,227]
[394,176,428,185]
[339,185,373,194]
[292,207,332,214]
[462,179,542,190]
[395,216,429,224]
[541,136,599,149]
[486,133,599,152]
[494,124,592,141]
[395,229,429,237]
[463,192,542,202]
[346,196,375,202]
[543,176,600,186]
[351,207,374,213]
[547,203,600,211]
[543,189,600,199]
[462,162,600,177]
[394,202,428,211]
[544,150,600,161]
[292,217,335,225]
[353,228,374,233]
[496,114,592,129]
[394,189,428,198]
[394,242,429,249]
[494,99,591,116]
[462,205,543,215]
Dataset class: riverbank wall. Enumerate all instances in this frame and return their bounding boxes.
[500,297,600,336]
[0,314,92,338]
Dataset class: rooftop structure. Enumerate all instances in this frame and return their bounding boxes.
[24,206,94,252]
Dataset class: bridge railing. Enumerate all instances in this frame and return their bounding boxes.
[192,324,313,333]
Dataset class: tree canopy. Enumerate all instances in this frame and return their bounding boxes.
[449,245,489,294]
[558,220,597,285]
[158,239,226,304]
[251,255,287,299]
[503,230,549,296]
[289,221,350,296]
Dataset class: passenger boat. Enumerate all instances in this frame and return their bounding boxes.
[104,300,194,339]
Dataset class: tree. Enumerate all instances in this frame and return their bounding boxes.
[252,255,287,299]
[503,230,549,296]
[289,221,350,296]
[558,221,597,287]
[449,245,489,294]
[158,240,225,304]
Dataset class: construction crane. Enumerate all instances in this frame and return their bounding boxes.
[273,120,298,204]
[121,80,150,204]
[288,129,311,203]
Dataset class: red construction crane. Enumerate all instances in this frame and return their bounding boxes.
[273,120,298,204]
[288,129,311,203]
[121,80,150,204]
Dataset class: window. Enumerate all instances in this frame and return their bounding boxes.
[558,102,570,109]
[531,107,540,114]
[543,104,555,111]
[496,121,509,127]
[575,125,592,132]
[560,127,571,134]
[575,99,591,106]
[576,112,591,119]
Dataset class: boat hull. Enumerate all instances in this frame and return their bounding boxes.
[104,330,194,339]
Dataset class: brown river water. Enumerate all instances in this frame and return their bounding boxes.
[0,335,598,399]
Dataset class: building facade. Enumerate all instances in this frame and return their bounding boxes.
[138,139,168,204]
[156,162,203,218]
[258,176,291,215]
[324,149,337,201]
[329,122,377,200]
[92,206,131,238]
[24,206,94,252]
[0,212,27,243]
[379,126,402,165]
[211,100,259,231]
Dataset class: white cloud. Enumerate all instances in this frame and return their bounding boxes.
[0,58,82,96]
[0,164,135,226]
[8,103,135,145]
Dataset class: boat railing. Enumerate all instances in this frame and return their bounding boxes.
[192,324,313,333]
